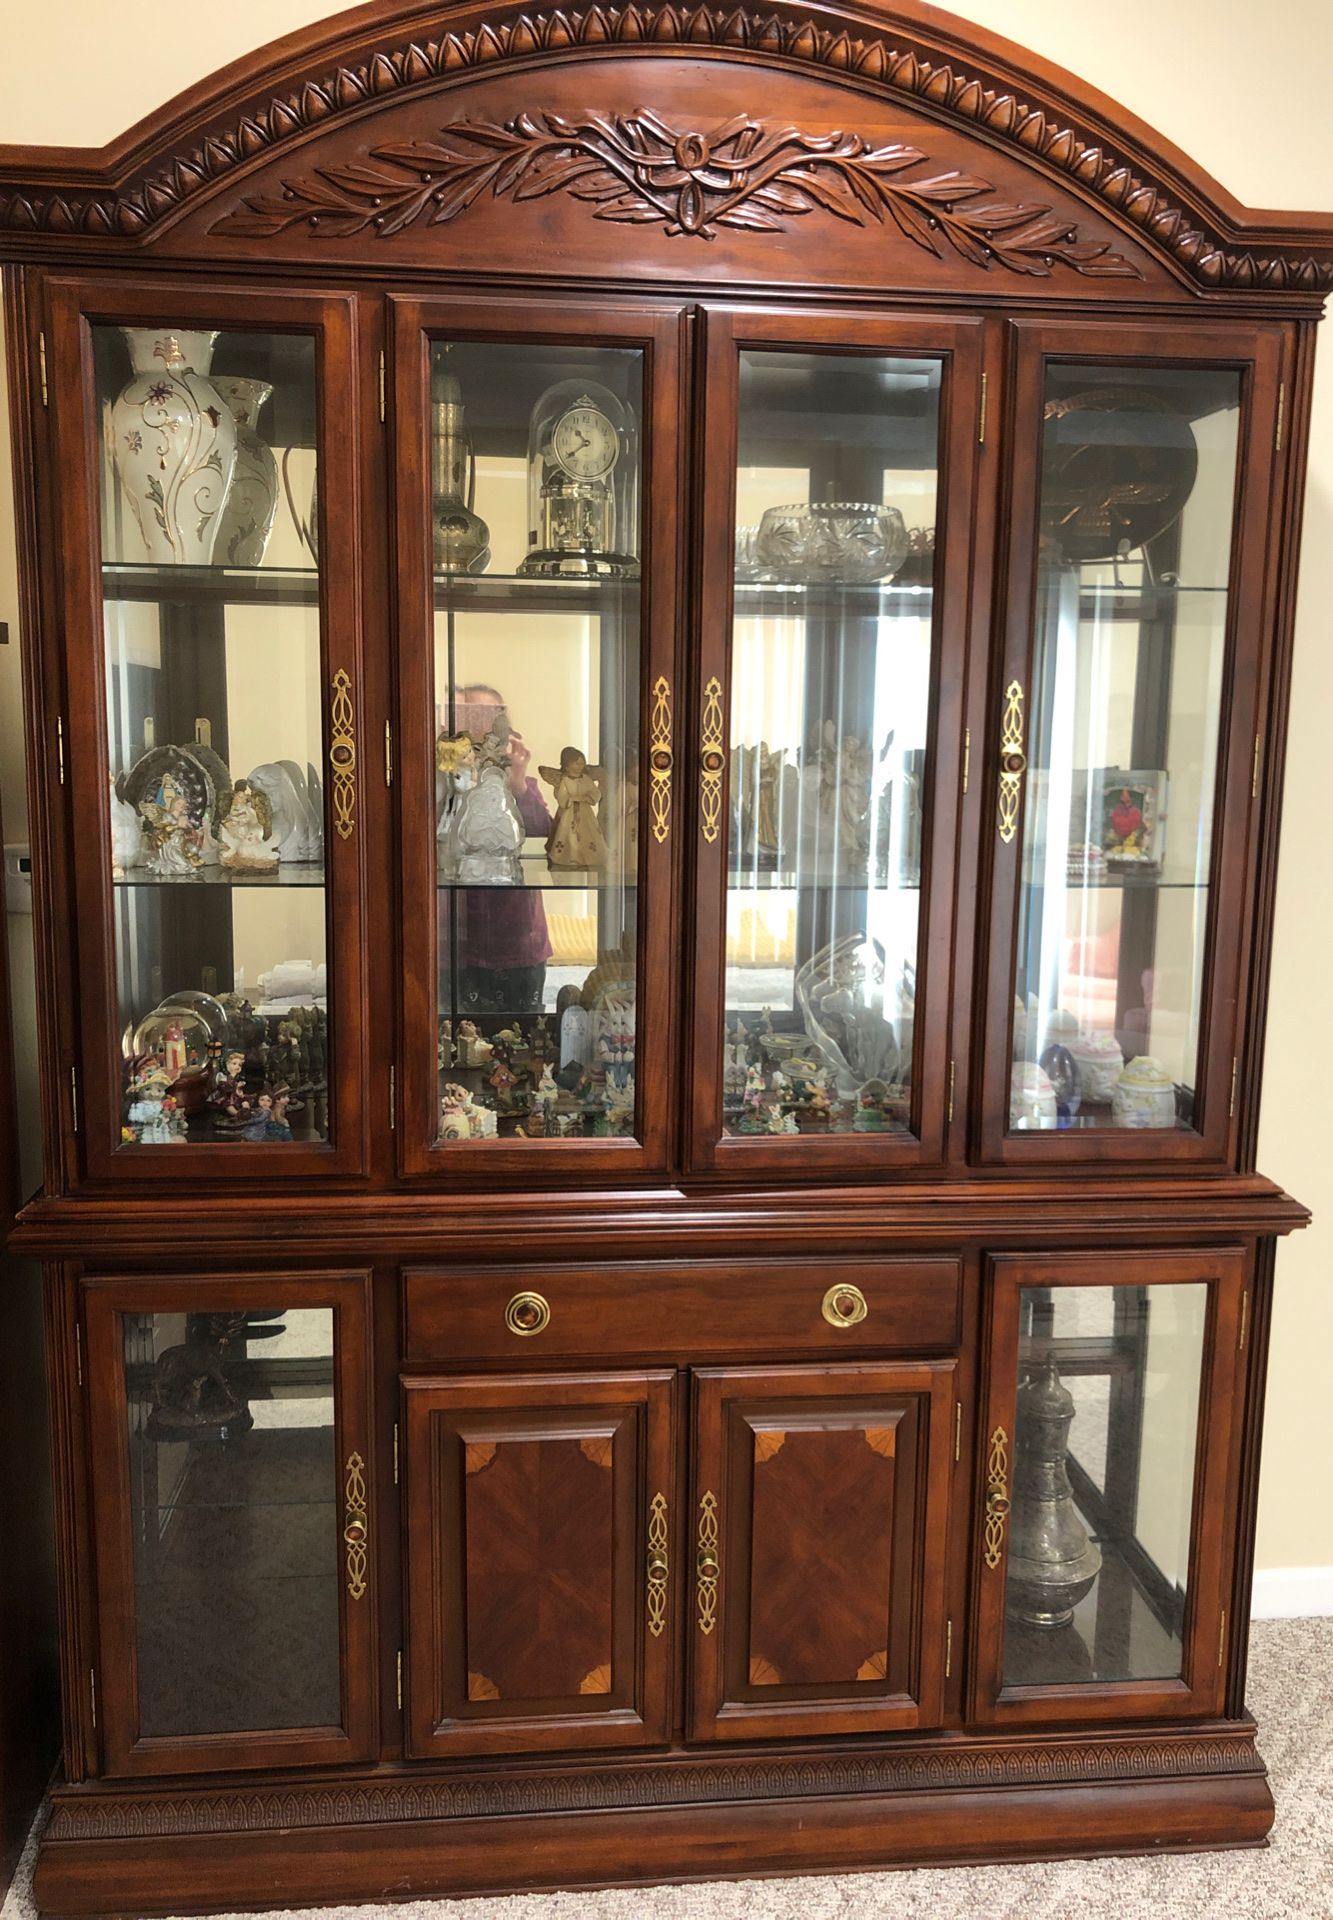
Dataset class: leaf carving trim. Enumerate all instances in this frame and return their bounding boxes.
[211,108,1139,277]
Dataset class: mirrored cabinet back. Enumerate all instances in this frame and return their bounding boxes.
[2,1,1329,1911]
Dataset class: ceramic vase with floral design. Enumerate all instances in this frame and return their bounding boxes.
[213,377,277,567]
[110,329,236,565]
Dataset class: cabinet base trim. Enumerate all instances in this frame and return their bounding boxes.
[34,1764,1273,1916]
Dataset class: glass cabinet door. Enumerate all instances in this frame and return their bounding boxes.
[83,1271,374,1774]
[973,1250,1245,1725]
[392,300,681,1175]
[48,284,367,1178]
[688,312,981,1172]
[981,324,1284,1163]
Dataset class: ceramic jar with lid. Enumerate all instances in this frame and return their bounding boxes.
[1010,1062,1058,1130]
[1069,1030,1125,1105]
[1111,1054,1177,1128]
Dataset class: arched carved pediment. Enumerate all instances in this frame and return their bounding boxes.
[0,0,1330,298]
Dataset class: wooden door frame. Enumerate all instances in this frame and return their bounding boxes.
[388,293,687,1181]
[687,1359,956,1743]
[81,1267,376,1776]
[969,1246,1248,1727]
[401,1367,675,1758]
[974,318,1286,1169]
[685,305,984,1176]
[43,273,370,1183]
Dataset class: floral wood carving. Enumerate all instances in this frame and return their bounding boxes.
[211,109,1136,275]
[1,4,1329,290]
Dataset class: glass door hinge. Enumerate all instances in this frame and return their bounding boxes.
[389,1064,396,1131]
[75,1323,83,1388]
[1239,1290,1250,1354]
[1275,383,1285,453]
[56,715,66,784]
[947,1059,955,1124]
[978,371,988,445]
[945,1619,953,1679]
[1218,1610,1227,1668]
[89,1669,97,1728]
[1229,1057,1238,1118]
[962,727,971,794]
[379,351,387,423]
[396,1650,403,1710]
[954,1400,962,1462]
[384,721,393,788]
[1252,733,1262,800]
[38,332,48,408]
[393,1422,400,1486]
[69,1065,78,1133]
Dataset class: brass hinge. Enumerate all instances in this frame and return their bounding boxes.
[1275,383,1285,453]
[56,715,65,784]
[978,371,988,445]
[954,1400,963,1463]
[389,1063,396,1132]
[38,331,48,408]
[1239,1290,1250,1355]
[1252,732,1262,801]
[1229,1057,1239,1119]
[75,1323,83,1389]
[69,1065,78,1134]
[947,1059,955,1125]
[962,726,971,795]
[378,350,387,423]
[396,1649,403,1710]
[89,1668,96,1729]
[393,1422,400,1486]
[945,1618,953,1679]
[1218,1609,1227,1668]
[384,721,393,788]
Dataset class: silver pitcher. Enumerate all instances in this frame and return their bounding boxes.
[1006,1355,1103,1628]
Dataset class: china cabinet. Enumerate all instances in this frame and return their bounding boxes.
[2,1,1330,1912]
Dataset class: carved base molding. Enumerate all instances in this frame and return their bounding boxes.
[35,1730,1274,1915]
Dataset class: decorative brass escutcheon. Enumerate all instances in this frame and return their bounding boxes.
[822,1282,869,1328]
[329,668,357,841]
[649,675,673,845]
[344,1451,369,1600]
[699,675,725,845]
[696,1489,720,1635]
[646,1491,669,1638]
[504,1290,550,1338]
[982,1426,1011,1570]
[996,678,1025,845]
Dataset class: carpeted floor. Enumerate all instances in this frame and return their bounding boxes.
[5,1617,1330,1920]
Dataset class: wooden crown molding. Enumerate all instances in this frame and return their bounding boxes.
[0,0,1330,293]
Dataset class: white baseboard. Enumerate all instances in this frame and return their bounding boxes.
[1250,1567,1333,1618]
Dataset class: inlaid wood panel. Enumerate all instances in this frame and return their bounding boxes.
[403,1370,673,1758]
[689,1361,956,1742]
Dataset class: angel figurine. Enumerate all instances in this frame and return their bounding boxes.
[435,728,476,881]
[139,769,205,877]
[539,747,608,869]
[218,779,278,872]
[455,711,524,885]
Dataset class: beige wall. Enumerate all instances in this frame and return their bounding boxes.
[0,0,1329,1579]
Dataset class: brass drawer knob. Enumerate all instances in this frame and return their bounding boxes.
[822,1283,869,1328]
[505,1290,550,1337]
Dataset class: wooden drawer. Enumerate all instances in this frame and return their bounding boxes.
[402,1258,962,1364]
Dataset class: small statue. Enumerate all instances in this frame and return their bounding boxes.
[456,711,525,885]
[146,1314,249,1437]
[266,1020,303,1093]
[440,1082,498,1140]
[456,1019,493,1069]
[110,774,145,877]
[488,1055,517,1108]
[139,769,206,877]
[435,728,476,880]
[218,779,277,873]
[437,1019,454,1071]
[601,750,639,876]
[243,1086,293,1141]
[123,1054,188,1144]
[207,1047,253,1133]
[532,1062,559,1120]
[540,747,609,869]
[528,1015,554,1066]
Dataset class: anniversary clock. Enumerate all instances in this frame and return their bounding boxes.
[519,376,640,577]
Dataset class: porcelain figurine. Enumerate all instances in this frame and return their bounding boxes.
[213,377,277,567]
[1111,1055,1178,1128]
[138,768,207,876]
[435,728,476,880]
[1069,1030,1124,1104]
[110,775,146,876]
[218,779,278,872]
[455,1019,493,1069]
[110,329,236,565]
[540,747,609,869]
[439,1082,498,1140]
[602,751,639,875]
[456,713,524,885]
[123,1055,188,1144]
[243,1086,294,1142]
[207,1048,254,1133]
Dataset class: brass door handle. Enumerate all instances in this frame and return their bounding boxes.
[329,668,357,841]
[649,675,672,845]
[505,1290,550,1337]
[646,1491,669,1638]
[344,1451,369,1599]
[696,1489,720,1634]
[996,678,1025,845]
[822,1282,868,1328]
[699,675,725,845]
[982,1427,1010,1570]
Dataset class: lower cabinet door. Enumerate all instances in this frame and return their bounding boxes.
[82,1270,376,1777]
[971,1249,1247,1726]
[688,1361,956,1741]
[402,1369,674,1757]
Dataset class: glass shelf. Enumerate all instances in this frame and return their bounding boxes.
[727,869,922,892]
[733,580,934,618]
[438,855,636,892]
[434,571,638,616]
[1019,870,1211,892]
[114,865,327,888]
[103,562,320,606]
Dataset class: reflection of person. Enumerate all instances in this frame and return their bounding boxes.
[447,682,552,1013]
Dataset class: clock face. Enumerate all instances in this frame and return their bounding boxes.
[551,402,620,482]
